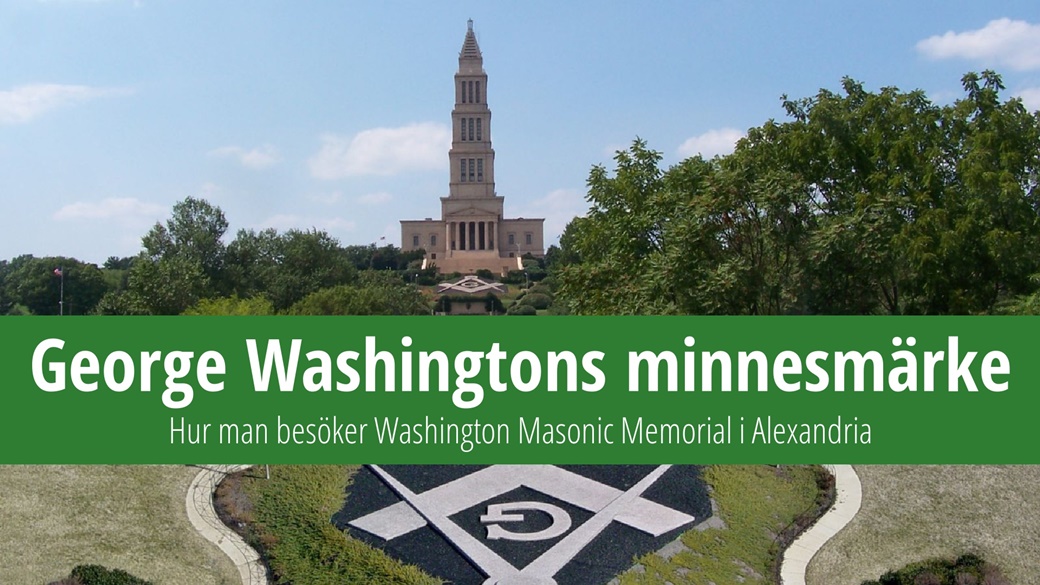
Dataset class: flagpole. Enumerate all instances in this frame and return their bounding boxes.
[59,267,64,316]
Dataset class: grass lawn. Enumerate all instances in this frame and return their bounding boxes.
[0,465,239,585]
[808,465,1040,585]
[616,465,826,585]
[219,465,439,585]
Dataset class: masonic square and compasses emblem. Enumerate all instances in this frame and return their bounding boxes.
[333,464,712,584]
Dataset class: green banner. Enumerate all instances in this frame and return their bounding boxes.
[0,316,1034,463]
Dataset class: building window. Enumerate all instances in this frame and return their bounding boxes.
[477,158,483,182]
[431,253,437,260]
[468,118,474,141]
[459,118,466,141]
[460,159,466,182]
[460,81,465,103]
[476,118,482,141]
[475,81,481,103]
[469,81,474,104]
[508,252,514,258]
[431,234,437,246]
[508,233,515,246]
[469,158,475,181]
[525,233,533,245]
[412,234,420,247]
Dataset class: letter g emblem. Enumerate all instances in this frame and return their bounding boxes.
[480,501,572,542]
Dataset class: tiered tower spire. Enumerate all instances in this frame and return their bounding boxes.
[400,20,544,275]
[448,18,495,198]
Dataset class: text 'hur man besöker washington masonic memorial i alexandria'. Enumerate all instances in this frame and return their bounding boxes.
[400,20,545,275]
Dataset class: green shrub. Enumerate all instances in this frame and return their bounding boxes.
[520,292,552,310]
[500,270,526,285]
[68,565,153,585]
[526,283,553,297]
[484,293,505,314]
[863,556,1006,585]
[507,303,537,315]
[434,293,505,314]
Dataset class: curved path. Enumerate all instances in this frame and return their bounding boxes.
[185,465,269,585]
[779,464,862,585]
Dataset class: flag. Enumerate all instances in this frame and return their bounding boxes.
[380,236,386,241]
[53,268,62,277]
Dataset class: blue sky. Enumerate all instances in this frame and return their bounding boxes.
[2,1,1038,264]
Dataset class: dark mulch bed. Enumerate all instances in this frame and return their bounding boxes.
[333,465,713,585]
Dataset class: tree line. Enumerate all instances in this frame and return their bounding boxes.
[549,71,1040,315]
[0,197,433,316]
[4,71,1037,317]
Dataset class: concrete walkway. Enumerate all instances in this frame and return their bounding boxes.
[779,465,862,585]
[185,465,269,585]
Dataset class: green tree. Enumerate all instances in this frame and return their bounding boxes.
[268,229,357,310]
[556,72,1040,316]
[126,253,210,315]
[183,295,275,315]
[0,259,11,315]
[3,255,109,315]
[555,140,672,314]
[288,272,429,316]
[103,256,135,270]
[770,78,946,314]
[224,227,281,297]
[92,290,149,315]
[141,197,228,286]
[129,197,229,313]
[930,71,1040,313]
[225,227,358,310]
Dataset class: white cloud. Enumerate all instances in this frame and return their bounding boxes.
[53,197,165,225]
[357,192,393,206]
[677,127,744,159]
[257,214,357,233]
[917,18,1040,71]
[515,188,588,244]
[1017,87,1040,110]
[0,83,129,124]
[198,182,221,198]
[308,122,450,179]
[208,144,280,169]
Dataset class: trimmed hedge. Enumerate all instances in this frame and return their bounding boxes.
[519,292,552,310]
[435,293,505,314]
[507,303,537,315]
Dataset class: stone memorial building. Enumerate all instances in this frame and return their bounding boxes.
[400,20,544,275]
